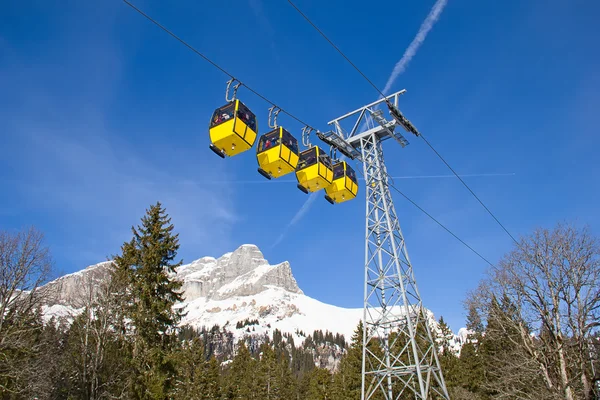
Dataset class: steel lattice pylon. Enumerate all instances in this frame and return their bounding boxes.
[325,90,450,400]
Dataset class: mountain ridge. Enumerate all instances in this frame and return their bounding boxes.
[40,243,468,356]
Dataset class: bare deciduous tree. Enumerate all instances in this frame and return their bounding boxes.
[64,262,130,400]
[0,226,53,395]
[467,222,600,400]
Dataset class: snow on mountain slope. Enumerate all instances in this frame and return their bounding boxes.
[41,243,465,351]
[178,285,363,342]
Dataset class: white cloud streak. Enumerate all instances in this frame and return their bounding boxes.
[359,0,448,133]
[272,0,449,247]
[271,192,319,248]
[381,0,448,94]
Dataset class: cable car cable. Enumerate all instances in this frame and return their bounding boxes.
[418,135,519,245]
[388,182,495,267]
[122,0,316,130]
[124,0,516,251]
[285,0,388,102]
[286,0,519,246]
[354,165,495,267]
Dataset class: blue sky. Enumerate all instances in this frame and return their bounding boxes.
[1,0,599,332]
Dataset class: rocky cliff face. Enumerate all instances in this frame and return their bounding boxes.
[44,244,302,309]
[42,261,113,308]
[176,244,303,301]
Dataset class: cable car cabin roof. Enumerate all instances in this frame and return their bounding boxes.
[332,161,358,184]
[210,100,257,130]
[297,146,332,171]
[257,127,299,154]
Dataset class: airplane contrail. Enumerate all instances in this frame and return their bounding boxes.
[269,172,513,248]
[273,0,449,247]
[360,0,448,133]
[382,0,448,94]
[271,192,318,248]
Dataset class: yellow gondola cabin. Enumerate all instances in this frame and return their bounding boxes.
[324,161,359,204]
[256,127,299,179]
[209,99,257,158]
[295,146,333,193]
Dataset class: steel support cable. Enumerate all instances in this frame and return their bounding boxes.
[418,134,519,245]
[123,0,315,130]
[125,0,516,252]
[286,0,518,246]
[355,165,495,267]
[285,0,388,102]
[387,182,495,267]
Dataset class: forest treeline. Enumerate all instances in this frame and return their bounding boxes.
[0,202,598,399]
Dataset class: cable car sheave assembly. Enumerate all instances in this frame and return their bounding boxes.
[208,79,359,205]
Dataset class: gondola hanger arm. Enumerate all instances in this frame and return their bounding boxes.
[268,106,281,129]
[302,126,314,148]
[330,147,338,161]
[225,78,242,102]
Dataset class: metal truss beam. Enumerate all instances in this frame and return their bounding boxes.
[321,91,449,400]
[327,90,405,140]
[359,132,449,400]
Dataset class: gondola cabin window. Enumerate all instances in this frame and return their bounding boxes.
[297,147,317,170]
[258,130,281,152]
[333,163,345,180]
[211,103,235,128]
[318,151,332,168]
[346,166,357,183]
[237,102,257,132]
[281,129,299,154]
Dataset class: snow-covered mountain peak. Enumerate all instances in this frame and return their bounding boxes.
[177,244,302,302]
[40,244,466,360]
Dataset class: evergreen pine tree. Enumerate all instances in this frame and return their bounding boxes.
[456,305,486,396]
[174,337,203,399]
[259,343,279,399]
[173,336,222,400]
[275,351,296,399]
[333,321,363,400]
[257,343,296,400]
[224,341,260,399]
[437,316,454,354]
[306,367,333,400]
[437,316,460,389]
[466,304,484,335]
[204,356,222,400]
[112,202,185,399]
[457,341,484,395]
